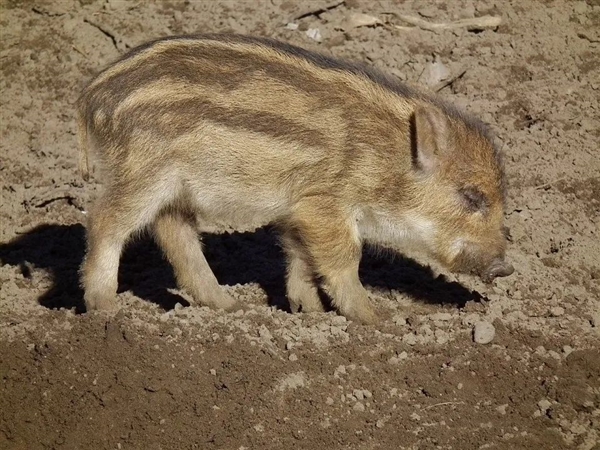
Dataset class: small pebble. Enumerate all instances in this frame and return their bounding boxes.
[305,28,322,42]
[473,321,495,344]
[353,389,365,401]
[258,325,272,340]
[435,329,449,345]
[538,398,551,412]
[550,306,565,317]
[402,333,417,346]
[547,350,561,360]
[353,402,365,412]
[289,354,298,362]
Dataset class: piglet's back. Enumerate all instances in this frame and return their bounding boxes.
[78,35,423,163]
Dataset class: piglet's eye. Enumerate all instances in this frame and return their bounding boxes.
[459,186,488,212]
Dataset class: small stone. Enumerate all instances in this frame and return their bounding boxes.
[562,345,574,357]
[538,398,551,412]
[334,365,346,378]
[285,22,299,30]
[473,321,495,344]
[388,356,401,365]
[305,28,322,42]
[496,404,508,415]
[590,312,600,328]
[326,397,334,405]
[550,306,565,317]
[353,402,365,412]
[458,383,463,390]
[392,314,407,325]
[289,354,298,362]
[402,333,417,346]
[331,315,347,324]
[573,2,588,14]
[258,325,272,340]
[422,57,451,87]
[547,350,561,360]
[209,369,217,376]
[435,329,449,345]
[363,390,372,399]
[353,389,365,401]
[376,419,385,428]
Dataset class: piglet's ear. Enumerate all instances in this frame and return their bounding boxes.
[410,104,449,174]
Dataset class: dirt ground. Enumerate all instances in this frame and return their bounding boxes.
[1,0,599,449]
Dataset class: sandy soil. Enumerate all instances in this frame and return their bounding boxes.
[1,1,599,449]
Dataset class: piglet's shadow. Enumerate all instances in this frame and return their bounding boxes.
[0,224,482,313]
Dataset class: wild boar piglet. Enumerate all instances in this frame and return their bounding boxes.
[78,34,514,324]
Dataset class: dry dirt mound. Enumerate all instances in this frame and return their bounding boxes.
[1,1,599,449]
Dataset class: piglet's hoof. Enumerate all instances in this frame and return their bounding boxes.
[344,306,379,325]
[84,293,118,312]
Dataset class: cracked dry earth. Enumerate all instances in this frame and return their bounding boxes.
[1,1,599,449]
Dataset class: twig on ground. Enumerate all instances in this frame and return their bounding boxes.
[293,0,345,20]
[424,401,465,410]
[435,69,467,92]
[388,14,502,32]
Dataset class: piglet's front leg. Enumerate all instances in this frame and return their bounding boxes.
[288,197,377,325]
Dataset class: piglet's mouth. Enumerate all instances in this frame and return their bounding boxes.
[480,259,515,283]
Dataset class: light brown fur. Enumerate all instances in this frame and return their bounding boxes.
[78,34,513,323]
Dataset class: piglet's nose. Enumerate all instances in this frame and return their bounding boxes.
[482,259,514,283]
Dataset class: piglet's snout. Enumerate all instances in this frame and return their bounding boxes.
[481,258,514,283]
